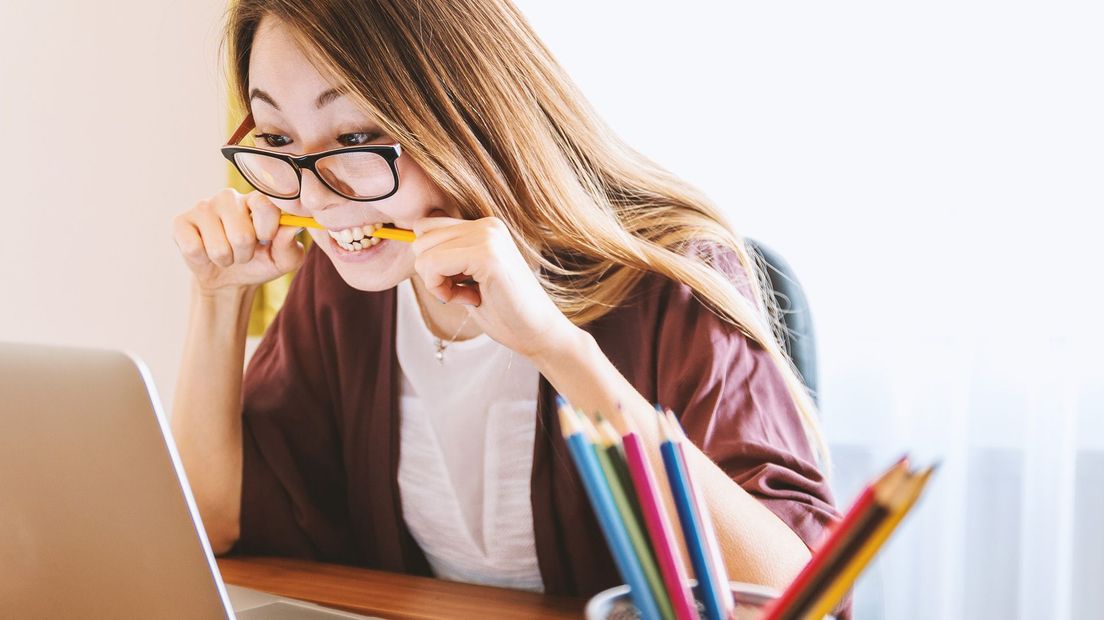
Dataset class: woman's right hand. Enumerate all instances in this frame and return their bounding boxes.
[172,189,306,295]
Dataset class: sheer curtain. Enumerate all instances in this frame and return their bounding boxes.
[823,335,1103,618]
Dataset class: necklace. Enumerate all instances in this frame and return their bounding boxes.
[410,282,473,364]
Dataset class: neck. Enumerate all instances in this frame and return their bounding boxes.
[408,276,484,342]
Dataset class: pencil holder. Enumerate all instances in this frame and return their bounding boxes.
[584,580,837,620]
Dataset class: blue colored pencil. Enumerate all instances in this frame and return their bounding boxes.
[556,396,662,620]
[665,409,734,617]
[659,411,730,620]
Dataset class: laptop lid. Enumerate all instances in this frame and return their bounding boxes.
[0,342,234,619]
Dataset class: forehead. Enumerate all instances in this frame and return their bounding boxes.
[248,16,345,113]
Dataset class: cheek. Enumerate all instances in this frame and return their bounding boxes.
[306,229,328,247]
[394,159,457,218]
[273,197,306,215]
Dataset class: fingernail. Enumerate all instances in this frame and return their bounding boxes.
[259,239,271,246]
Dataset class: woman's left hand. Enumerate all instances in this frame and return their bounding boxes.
[411,214,578,361]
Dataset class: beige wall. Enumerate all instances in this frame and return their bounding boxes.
[0,1,230,410]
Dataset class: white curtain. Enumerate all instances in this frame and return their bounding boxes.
[823,334,1103,618]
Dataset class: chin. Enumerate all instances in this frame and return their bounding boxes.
[310,229,412,292]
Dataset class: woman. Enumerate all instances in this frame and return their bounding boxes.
[170,0,841,604]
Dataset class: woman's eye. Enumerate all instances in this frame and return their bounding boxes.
[338,132,379,146]
[254,133,291,148]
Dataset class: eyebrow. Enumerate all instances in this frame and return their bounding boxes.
[248,87,346,111]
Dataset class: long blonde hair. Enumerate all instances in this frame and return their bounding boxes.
[224,0,829,465]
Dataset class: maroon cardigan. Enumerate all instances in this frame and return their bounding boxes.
[232,243,841,601]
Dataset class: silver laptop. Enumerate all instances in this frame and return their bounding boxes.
[0,342,378,619]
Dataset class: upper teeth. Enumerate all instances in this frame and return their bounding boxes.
[328,223,387,250]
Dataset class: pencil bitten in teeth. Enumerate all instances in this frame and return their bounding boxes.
[327,223,387,251]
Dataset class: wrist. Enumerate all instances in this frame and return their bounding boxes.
[528,321,594,375]
[192,280,259,307]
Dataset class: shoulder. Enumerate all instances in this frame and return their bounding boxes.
[593,239,762,340]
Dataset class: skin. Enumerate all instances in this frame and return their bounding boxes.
[170,15,812,590]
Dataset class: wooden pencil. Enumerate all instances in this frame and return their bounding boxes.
[623,428,699,620]
[555,397,663,620]
[584,413,674,620]
[762,457,911,620]
[802,465,936,619]
[663,410,734,620]
[278,213,416,242]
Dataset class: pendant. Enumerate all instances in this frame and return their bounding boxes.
[434,339,446,364]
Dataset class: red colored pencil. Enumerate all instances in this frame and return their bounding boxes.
[760,456,910,620]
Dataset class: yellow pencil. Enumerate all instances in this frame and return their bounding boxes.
[802,465,936,619]
[278,214,416,243]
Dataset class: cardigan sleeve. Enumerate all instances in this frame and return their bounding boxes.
[229,249,356,562]
[655,244,840,554]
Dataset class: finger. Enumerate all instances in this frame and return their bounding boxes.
[410,223,471,256]
[216,196,259,264]
[192,208,235,268]
[411,214,465,238]
[448,281,482,307]
[172,215,212,270]
[269,225,306,274]
[247,191,281,244]
[414,244,477,297]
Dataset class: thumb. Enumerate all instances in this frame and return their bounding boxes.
[270,225,306,274]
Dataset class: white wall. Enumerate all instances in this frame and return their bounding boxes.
[513,0,1103,349]
[0,0,229,409]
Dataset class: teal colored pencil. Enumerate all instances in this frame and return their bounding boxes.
[660,410,734,620]
[556,397,662,620]
[592,417,675,620]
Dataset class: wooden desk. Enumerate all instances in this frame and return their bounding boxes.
[217,556,587,619]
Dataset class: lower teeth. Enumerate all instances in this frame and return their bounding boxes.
[342,238,379,251]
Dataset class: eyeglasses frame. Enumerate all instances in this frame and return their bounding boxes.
[221,113,402,202]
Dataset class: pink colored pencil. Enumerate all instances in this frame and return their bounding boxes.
[622,431,698,620]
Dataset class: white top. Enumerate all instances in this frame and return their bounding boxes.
[394,278,544,591]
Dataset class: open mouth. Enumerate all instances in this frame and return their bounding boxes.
[326,223,392,252]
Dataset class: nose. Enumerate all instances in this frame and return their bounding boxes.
[297,168,342,214]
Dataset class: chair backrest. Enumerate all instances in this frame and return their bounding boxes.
[745,239,819,405]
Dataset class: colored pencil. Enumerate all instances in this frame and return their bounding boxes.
[595,419,646,529]
[555,397,662,620]
[658,412,730,620]
[278,213,416,242]
[802,465,937,619]
[762,457,911,620]
[662,410,734,620]
[761,457,934,620]
[587,416,674,620]
[622,429,698,620]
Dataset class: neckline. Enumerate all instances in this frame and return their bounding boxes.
[398,278,492,351]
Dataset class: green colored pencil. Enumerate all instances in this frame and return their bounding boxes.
[579,412,675,620]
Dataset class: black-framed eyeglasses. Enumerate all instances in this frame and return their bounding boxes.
[221,113,402,202]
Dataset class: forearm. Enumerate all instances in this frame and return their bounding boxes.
[531,327,811,589]
[170,282,256,553]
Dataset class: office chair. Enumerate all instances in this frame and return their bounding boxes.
[745,239,819,406]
